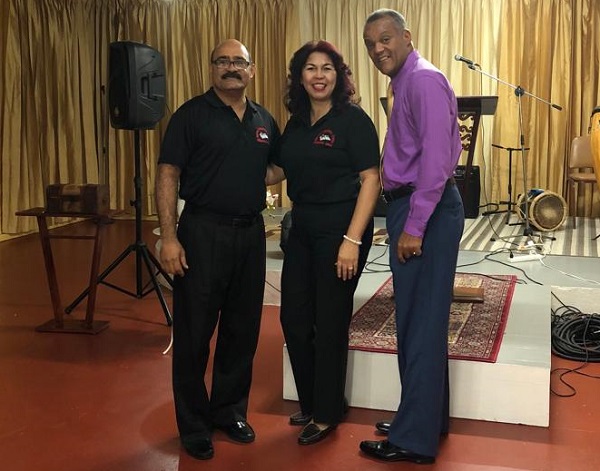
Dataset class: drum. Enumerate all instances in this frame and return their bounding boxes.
[591,106,600,189]
[517,189,567,232]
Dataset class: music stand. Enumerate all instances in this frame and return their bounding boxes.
[459,62,562,240]
[65,129,173,326]
[483,144,530,225]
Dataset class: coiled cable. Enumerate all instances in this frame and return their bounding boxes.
[551,308,600,362]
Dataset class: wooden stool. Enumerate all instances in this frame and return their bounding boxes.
[15,208,112,334]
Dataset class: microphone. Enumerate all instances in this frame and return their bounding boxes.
[454,54,479,67]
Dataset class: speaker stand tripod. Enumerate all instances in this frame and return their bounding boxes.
[65,130,173,326]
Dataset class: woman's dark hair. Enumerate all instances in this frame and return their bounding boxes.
[284,40,356,116]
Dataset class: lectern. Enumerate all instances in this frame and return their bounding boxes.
[379,96,497,217]
[456,96,499,216]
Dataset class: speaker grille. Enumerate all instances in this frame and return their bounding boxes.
[108,41,166,130]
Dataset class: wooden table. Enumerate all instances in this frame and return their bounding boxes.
[15,207,112,334]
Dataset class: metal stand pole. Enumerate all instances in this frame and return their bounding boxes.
[65,130,173,326]
[459,60,562,242]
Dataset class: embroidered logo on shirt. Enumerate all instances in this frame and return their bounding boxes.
[314,129,335,147]
[256,127,270,143]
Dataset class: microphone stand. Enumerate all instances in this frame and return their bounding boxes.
[461,62,562,240]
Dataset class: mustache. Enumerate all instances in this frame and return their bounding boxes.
[222,71,242,80]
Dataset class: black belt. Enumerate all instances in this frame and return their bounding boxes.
[381,185,414,203]
[381,177,456,204]
[185,205,260,227]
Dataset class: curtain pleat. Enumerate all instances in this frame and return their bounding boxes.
[1,0,599,236]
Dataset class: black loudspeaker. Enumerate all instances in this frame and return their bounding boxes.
[454,165,481,218]
[108,41,166,130]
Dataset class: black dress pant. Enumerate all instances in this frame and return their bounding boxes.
[280,200,373,424]
[172,208,266,447]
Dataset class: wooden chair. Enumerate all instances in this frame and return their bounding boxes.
[566,135,596,228]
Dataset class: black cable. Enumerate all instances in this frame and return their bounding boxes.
[480,251,544,285]
[363,245,391,273]
[456,248,504,269]
[476,211,521,246]
[265,278,280,293]
[551,311,600,362]
[549,293,600,397]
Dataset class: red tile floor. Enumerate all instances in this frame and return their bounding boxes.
[1,219,600,471]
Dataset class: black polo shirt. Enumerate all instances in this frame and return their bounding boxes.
[274,104,380,204]
[159,87,280,216]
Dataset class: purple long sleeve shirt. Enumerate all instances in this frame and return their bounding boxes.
[383,50,463,237]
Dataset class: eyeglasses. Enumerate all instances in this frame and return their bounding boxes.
[211,58,251,70]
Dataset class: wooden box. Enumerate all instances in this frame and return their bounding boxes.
[453,286,485,303]
[46,184,109,215]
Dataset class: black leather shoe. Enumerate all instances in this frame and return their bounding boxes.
[298,423,337,445]
[184,439,214,460]
[216,421,255,443]
[359,440,435,464]
[289,411,312,426]
[376,421,448,438]
[375,420,391,435]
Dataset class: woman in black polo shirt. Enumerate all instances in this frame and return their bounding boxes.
[274,40,380,445]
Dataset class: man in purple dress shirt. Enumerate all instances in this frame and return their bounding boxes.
[360,9,465,464]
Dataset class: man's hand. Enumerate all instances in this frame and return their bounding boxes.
[396,231,423,264]
[159,237,188,277]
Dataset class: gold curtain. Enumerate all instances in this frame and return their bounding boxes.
[1,0,104,234]
[1,0,600,237]
[0,0,296,235]
[293,0,503,198]
[493,0,583,213]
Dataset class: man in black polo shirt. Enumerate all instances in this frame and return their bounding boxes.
[156,39,280,461]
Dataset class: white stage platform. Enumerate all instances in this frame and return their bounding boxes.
[273,245,552,428]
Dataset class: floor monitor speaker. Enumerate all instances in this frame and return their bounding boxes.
[454,165,481,218]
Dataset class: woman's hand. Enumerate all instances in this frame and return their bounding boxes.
[336,239,360,280]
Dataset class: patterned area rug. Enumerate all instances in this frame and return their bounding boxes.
[348,273,517,363]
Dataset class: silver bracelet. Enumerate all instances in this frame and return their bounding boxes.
[343,234,362,246]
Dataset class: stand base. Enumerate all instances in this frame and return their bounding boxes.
[484,209,512,216]
[502,231,555,242]
[35,318,110,334]
[65,242,173,326]
[482,201,515,217]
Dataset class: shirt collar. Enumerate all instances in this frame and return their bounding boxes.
[206,87,257,113]
[295,105,341,126]
[391,49,420,89]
